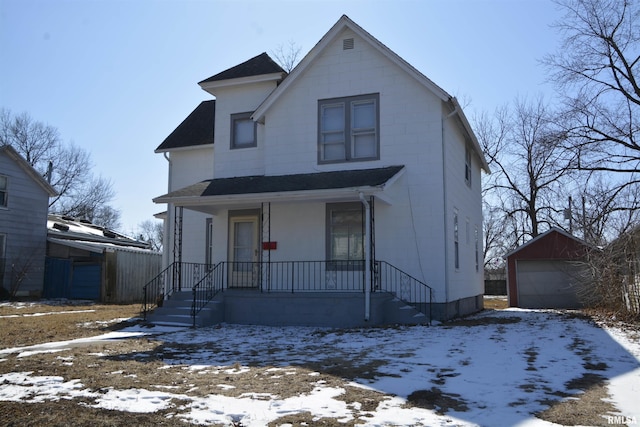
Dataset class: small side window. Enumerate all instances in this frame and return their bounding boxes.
[0,175,7,207]
[465,145,472,187]
[454,210,459,270]
[230,112,257,149]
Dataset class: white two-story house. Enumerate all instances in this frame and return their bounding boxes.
[150,15,489,326]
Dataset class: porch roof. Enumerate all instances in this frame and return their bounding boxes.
[153,165,404,210]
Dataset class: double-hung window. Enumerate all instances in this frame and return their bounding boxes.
[0,175,7,207]
[465,145,472,187]
[230,112,256,149]
[318,94,379,163]
[326,202,364,270]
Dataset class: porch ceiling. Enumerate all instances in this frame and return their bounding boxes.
[153,165,404,213]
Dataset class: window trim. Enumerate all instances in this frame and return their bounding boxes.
[325,202,364,271]
[318,93,380,164]
[0,174,7,208]
[454,210,460,270]
[465,145,472,187]
[230,112,257,149]
[205,218,213,268]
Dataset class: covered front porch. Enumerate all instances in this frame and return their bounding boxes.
[147,166,433,327]
[142,260,432,327]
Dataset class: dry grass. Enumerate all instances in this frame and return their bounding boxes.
[536,374,619,426]
[0,302,142,348]
[483,295,508,310]
[0,299,631,426]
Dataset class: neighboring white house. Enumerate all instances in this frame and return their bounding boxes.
[152,15,489,324]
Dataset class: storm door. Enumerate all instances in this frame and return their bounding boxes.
[228,214,259,288]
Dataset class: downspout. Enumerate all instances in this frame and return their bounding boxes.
[442,104,458,314]
[359,192,371,322]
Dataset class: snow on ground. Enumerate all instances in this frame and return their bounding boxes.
[1,308,639,426]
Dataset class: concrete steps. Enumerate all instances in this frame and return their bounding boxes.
[146,291,224,327]
[145,290,429,328]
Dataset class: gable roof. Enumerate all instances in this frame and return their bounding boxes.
[155,100,215,152]
[505,227,592,259]
[199,52,286,84]
[252,15,451,122]
[251,15,489,173]
[0,144,58,196]
[154,165,404,203]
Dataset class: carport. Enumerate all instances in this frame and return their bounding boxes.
[506,228,591,309]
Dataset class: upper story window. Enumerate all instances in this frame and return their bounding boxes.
[318,94,379,164]
[230,112,257,149]
[0,175,7,207]
[465,145,472,187]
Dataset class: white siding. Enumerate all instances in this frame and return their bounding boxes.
[212,81,279,178]
[160,25,485,308]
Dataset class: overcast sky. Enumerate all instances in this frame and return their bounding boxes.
[0,0,564,233]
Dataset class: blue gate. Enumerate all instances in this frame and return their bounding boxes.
[43,257,101,300]
[43,257,72,299]
[70,264,101,300]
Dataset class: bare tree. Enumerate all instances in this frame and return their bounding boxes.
[137,219,163,252]
[544,0,640,200]
[477,97,575,244]
[0,109,121,228]
[270,40,302,73]
[482,201,513,268]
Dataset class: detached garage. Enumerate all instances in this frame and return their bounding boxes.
[506,228,592,309]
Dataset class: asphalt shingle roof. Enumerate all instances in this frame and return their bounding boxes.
[199,53,286,84]
[156,166,404,200]
[155,100,215,152]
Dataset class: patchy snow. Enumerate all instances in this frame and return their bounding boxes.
[0,308,638,426]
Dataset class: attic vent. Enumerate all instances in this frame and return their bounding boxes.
[343,38,354,50]
[53,223,69,232]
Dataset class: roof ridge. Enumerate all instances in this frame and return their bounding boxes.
[199,52,286,84]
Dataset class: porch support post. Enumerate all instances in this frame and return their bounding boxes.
[173,205,183,292]
[359,192,371,322]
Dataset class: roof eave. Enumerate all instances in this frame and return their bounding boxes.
[2,145,58,196]
[449,97,491,174]
[154,185,389,207]
[154,143,214,154]
[199,72,286,94]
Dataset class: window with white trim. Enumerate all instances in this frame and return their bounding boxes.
[454,210,459,270]
[206,218,213,268]
[474,226,480,272]
[465,145,472,187]
[326,202,364,269]
[0,175,7,207]
[318,94,379,163]
[230,112,256,149]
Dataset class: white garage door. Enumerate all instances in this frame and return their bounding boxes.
[516,260,585,309]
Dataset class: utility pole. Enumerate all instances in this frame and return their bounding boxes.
[564,196,573,234]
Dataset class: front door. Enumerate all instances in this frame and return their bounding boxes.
[228,215,259,288]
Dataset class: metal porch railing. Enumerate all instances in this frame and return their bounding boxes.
[144,260,433,325]
[142,262,211,320]
[374,260,433,322]
[191,262,224,328]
